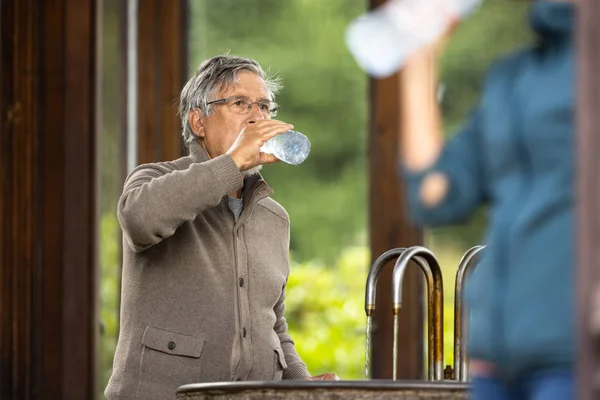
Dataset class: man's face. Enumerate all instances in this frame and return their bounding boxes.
[193,71,271,159]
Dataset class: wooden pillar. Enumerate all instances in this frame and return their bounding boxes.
[137,0,188,164]
[369,0,425,380]
[575,1,600,399]
[0,0,99,398]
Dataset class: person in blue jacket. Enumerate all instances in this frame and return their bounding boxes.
[399,1,576,399]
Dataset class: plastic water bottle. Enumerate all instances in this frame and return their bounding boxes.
[346,0,483,78]
[261,130,311,166]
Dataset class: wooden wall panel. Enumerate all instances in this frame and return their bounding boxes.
[575,1,600,399]
[1,0,191,398]
[0,1,38,398]
[0,0,98,398]
[137,0,188,164]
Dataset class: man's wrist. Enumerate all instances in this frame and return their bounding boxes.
[226,150,245,171]
[205,154,244,195]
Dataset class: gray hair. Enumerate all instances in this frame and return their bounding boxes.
[178,55,283,146]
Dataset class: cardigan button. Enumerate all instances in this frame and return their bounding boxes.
[167,341,176,350]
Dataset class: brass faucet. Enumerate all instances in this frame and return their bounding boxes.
[453,245,485,382]
[392,246,444,381]
[365,247,407,318]
[364,248,407,380]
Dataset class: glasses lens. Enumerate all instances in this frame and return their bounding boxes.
[269,103,279,117]
[229,96,251,114]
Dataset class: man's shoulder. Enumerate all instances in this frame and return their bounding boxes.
[257,197,289,225]
[127,154,194,179]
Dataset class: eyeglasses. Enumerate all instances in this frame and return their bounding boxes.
[206,95,279,118]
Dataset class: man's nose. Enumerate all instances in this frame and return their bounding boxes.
[247,103,265,123]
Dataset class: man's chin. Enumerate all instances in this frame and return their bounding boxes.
[242,165,262,177]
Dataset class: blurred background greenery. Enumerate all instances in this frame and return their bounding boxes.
[98,0,531,395]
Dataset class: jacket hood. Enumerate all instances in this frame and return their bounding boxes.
[529,1,574,45]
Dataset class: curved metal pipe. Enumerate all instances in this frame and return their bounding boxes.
[453,245,485,382]
[364,248,407,380]
[365,248,407,317]
[392,246,444,381]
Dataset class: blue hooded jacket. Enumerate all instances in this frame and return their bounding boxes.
[404,1,575,379]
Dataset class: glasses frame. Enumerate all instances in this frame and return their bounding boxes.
[206,95,280,118]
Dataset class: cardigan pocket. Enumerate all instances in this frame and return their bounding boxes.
[138,326,205,394]
[272,347,287,380]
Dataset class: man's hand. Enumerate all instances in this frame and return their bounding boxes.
[305,373,341,381]
[227,120,293,171]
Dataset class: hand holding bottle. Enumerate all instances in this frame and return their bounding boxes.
[227,120,293,171]
[346,0,482,78]
[261,130,311,166]
[227,120,312,170]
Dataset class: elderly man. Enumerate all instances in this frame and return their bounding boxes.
[105,55,338,400]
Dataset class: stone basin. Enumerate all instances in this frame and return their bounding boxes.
[176,380,470,400]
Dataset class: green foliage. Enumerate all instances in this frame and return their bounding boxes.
[286,246,369,379]
[99,0,125,216]
[98,214,121,397]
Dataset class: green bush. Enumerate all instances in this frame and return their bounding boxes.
[286,246,369,379]
[98,214,121,396]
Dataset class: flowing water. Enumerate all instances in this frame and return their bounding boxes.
[393,314,399,381]
[365,316,372,380]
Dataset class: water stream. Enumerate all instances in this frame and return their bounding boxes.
[365,316,372,380]
[393,314,399,381]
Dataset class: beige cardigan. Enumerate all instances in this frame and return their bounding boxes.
[105,140,309,400]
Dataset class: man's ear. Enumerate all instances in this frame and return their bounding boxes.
[188,109,205,139]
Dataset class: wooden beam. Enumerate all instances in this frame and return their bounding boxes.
[0,0,99,398]
[576,1,600,399]
[369,0,425,381]
[137,0,188,164]
[0,1,37,398]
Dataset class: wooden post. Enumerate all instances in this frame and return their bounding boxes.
[137,0,188,164]
[369,0,425,381]
[576,1,600,399]
[0,0,99,398]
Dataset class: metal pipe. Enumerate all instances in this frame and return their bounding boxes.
[364,248,407,380]
[365,248,407,317]
[392,246,444,381]
[453,245,485,382]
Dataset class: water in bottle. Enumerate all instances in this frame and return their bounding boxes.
[261,130,311,166]
[346,0,483,78]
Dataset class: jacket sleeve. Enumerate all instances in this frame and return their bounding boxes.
[402,106,488,226]
[274,287,311,380]
[117,154,243,252]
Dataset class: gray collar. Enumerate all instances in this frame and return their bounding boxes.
[189,139,210,163]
